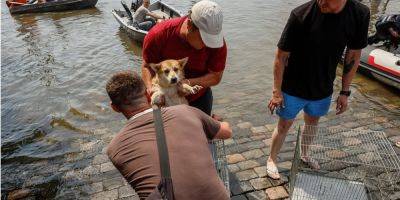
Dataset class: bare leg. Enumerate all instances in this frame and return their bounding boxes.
[269,118,295,162]
[301,113,320,169]
[267,118,294,179]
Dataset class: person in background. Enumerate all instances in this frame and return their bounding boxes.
[368,14,400,48]
[141,0,227,116]
[266,0,370,179]
[133,0,164,31]
[105,71,231,200]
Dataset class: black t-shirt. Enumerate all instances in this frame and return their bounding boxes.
[278,0,370,100]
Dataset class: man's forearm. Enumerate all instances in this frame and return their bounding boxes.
[187,71,223,88]
[273,49,289,92]
[141,63,153,90]
[342,49,361,91]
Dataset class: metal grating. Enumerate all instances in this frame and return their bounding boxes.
[289,125,400,200]
[210,139,230,195]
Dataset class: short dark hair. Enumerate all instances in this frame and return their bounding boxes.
[106,71,146,108]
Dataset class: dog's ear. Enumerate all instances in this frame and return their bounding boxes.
[178,57,189,68]
[148,63,161,73]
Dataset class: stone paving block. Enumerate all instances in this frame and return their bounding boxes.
[250,135,267,141]
[373,116,388,123]
[277,152,293,162]
[237,122,252,129]
[236,169,258,181]
[265,186,289,200]
[254,166,267,178]
[237,160,260,170]
[325,150,347,159]
[104,177,124,190]
[227,154,246,164]
[246,190,267,200]
[249,177,272,190]
[231,194,248,200]
[277,161,292,172]
[237,138,252,144]
[265,124,276,132]
[269,174,288,187]
[118,185,137,198]
[93,154,109,165]
[118,196,140,200]
[262,148,271,156]
[242,141,266,150]
[242,149,264,159]
[343,122,360,128]
[225,138,235,146]
[263,138,272,146]
[251,126,268,134]
[91,188,118,200]
[228,164,241,173]
[342,137,362,146]
[90,182,103,194]
[83,165,100,177]
[239,180,254,193]
[101,162,116,173]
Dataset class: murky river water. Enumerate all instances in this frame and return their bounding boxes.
[2,0,399,198]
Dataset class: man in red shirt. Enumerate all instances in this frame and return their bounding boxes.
[141,0,227,115]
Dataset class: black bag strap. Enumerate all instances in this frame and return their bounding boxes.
[152,107,175,200]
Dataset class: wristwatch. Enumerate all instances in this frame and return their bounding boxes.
[339,90,351,97]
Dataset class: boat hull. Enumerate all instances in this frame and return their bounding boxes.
[9,0,98,14]
[112,1,181,42]
[359,45,400,90]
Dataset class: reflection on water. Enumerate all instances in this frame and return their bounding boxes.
[1,0,399,198]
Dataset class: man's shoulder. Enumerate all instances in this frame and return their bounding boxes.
[348,0,369,15]
[165,104,195,114]
[147,17,185,36]
[291,0,314,22]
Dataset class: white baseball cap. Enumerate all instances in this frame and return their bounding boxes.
[190,0,224,48]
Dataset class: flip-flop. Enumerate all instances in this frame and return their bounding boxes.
[301,156,320,170]
[266,161,281,180]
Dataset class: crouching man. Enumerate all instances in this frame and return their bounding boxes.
[105,71,231,200]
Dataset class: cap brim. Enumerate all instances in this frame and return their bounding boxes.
[199,29,224,48]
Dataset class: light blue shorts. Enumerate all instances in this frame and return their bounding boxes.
[276,92,332,120]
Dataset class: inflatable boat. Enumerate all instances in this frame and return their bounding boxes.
[359,45,400,90]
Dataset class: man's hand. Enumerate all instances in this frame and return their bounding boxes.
[268,90,284,114]
[336,95,348,115]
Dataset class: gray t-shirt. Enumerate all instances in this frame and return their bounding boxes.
[133,5,149,23]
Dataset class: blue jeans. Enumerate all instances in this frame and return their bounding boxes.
[138,18,155,31]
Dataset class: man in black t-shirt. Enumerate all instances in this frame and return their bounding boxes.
[266,0,370,179]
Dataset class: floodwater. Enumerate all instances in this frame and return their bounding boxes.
[1,0,399,198]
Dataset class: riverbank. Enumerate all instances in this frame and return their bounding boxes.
[10,82,395,200]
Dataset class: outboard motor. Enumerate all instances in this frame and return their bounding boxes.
[368,14,400,49]
[121,0,133,23]
[131,0,143,12]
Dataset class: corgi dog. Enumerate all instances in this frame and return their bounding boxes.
[149,57,203,107]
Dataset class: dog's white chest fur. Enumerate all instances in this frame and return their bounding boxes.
[160,86,188,106]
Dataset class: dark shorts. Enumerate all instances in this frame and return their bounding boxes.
[189,88,213,115]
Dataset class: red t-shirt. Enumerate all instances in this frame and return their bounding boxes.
[142,16,227,101]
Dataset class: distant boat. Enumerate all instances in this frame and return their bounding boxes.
[112,0,181,42]
[359,45,400,90]
[6,0,98,15]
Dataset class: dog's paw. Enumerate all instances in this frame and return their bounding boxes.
[151,93,165,106]
[189,85,203,94]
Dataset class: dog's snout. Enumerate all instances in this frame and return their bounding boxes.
[170,77,178,83]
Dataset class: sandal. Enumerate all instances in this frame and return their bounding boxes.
[301,156,320,170]
[266,160,281,179]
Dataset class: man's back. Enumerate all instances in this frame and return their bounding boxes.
[107,105,229,200]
